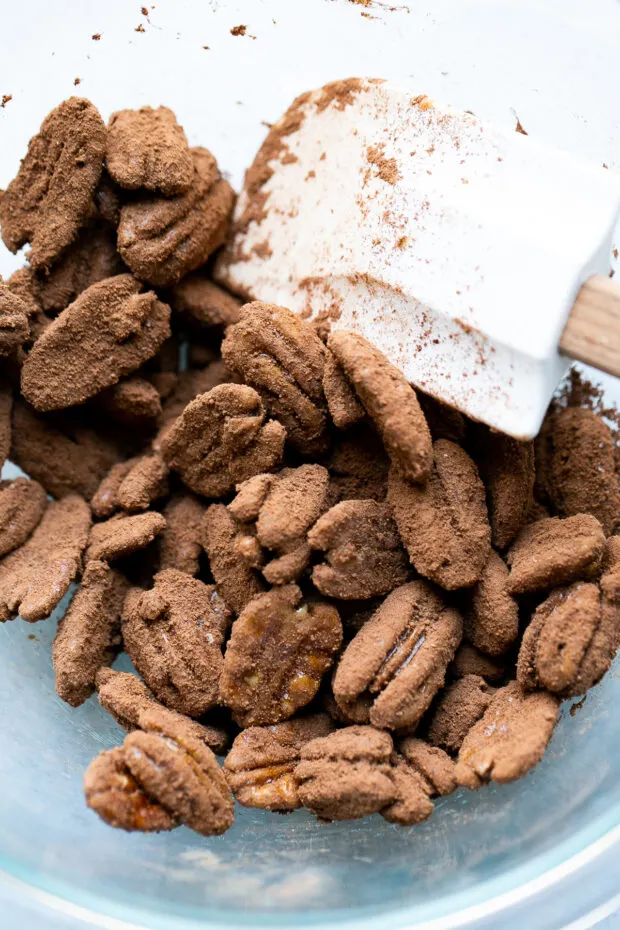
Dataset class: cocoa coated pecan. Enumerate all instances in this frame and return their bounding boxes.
[0,97,106,269]
[229,465,330,585]
[0,477,47,558]
[426,675,495,754]
[122,569,230,717]
[168,273,242,330]
[464,551,519,656]
[219,584,342,727]
[116,454,169,514]
[222,301,329,453]
[84,746,177,833]
[160,383,286,498]
[473,426,535,550]
[455,681,559,788]
[96,668,229,754]
[35,222,125,313]
[223,714,335,811]
[93,377,162,428]
[388,440,491,590]
[21,275,171,412]
[86,511,166,563]
[0,494,91,622]
[53,560,129,706]
[10,400,122,501]
[332,582,463,730]
[295,725,396,821]
[158,493,205,576]
[123,707,234,836]
[322,351,365,429]
[382,739,457,826]
[327,330,432,483]
[0,278,30,356]
[308,499,409,599]
[117,147,235,286]
[517,543,620,698]
[107,106,194,195]
[506,514,606,596]
[535,407,620,536]
[202,503,265,614]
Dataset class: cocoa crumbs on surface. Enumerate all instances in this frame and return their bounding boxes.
[1,96,619,841]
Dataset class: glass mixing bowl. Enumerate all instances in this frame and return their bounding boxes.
[1,1,619,927]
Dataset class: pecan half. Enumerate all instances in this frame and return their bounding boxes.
[122,569,229,717]
[21,275,171,412]
[221,301,329,453]
[295,725,396,821]
[333,582,463,730]
[94,377,162,428]
[536,407,620,536]
[0,98,106,269]
[158,493,205,576]
[517,545,620,698]
[84,746,177,833]
[10,400,122,501]
[473,426,535,550]
[168,273,242,330]
[35,222,125,313]
[388,440,491,590]
[223,714,335,811]
[202,503,265,615]
[96,668,229,754]
[426,675,495,754]
[308,499,409,599]
[0,494,91,622]
[464,551,519,656]
[0,477,47,558]
[117,147,235,287]
[455,681,559,789]
[322,351,364,429]
[0,278,30,356]
[123,708,234,836]
[116,454,169,514]
[382,739,457,826]
[161,383,286,498]
[53,560,129,706]
[86,511,166,563]
[107,106,194,195]
[229,465,330,585]
[506,514,605,596]
[219,584,342,727]
[327,330,432,483]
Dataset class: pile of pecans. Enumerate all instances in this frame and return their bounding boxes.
[1,99,619,838]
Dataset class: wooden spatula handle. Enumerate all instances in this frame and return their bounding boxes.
[560,275,620,376]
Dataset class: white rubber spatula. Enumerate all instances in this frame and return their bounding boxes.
[216,78,620,440]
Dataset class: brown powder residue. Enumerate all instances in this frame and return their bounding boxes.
[230,24,247,35]
[515,115,528,135]
[135,24,145,33]
[251,240,273,260]
[297,276,343,322]
[305,170,316,181]
[92,33,101,40]
[366,144,400,185]
[1,94,13,108]
[314,77,368,114]
[280,152,298,166]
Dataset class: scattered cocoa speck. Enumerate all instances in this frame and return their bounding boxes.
[0,94,12,109]
[230,24,255,38]
[613,249,618,260]
[251,240,273,260]
[305,170,316,181]
[603,163,609,169]
[396,236,407,249]
[135,24,145,32]
[366,144,400,185]
[281,152,298,166]
[74,78,81,86]
[27,633,39,641]
[320,152,327,161]
[141,5,149,14]
[92,33,101,40]
[202,46,210,50]
[515,115,528,135]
